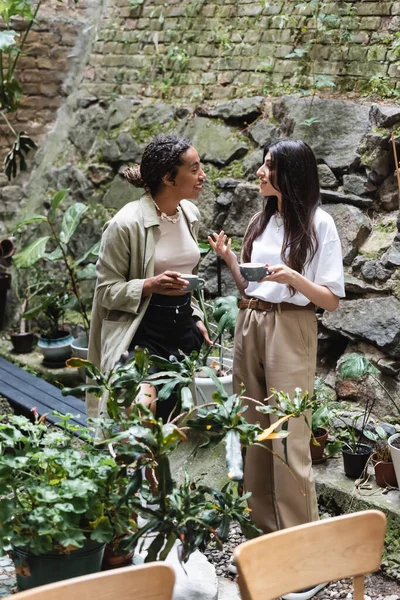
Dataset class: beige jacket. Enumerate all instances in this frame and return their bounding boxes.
[87,194,203,419]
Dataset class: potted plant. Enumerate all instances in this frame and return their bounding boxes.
[0,237,15,330]
[13,189,100,355]
[23,286,74,366]
[194,294,238,404]
[338,352,400,479]
[372,440,398,488]
[308,377,340,464]
[8,265,45,354]
[0,411,138,591]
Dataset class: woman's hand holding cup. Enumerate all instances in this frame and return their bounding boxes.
[143,271,189,296]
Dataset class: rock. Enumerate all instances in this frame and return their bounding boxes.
[0,186,24,203]
[101,132,143,164]
[87,164,114,186]
[218,578,240,600]
[379,175,400,212]
[360,219,397,257]
[355,341,400,377]
[322,204,371,265]
[380,241,400,268]
[318,164,338,189]
[199,97,264,123]
[136,101,175,127]
[223,183,262,236]
[322,297,400,358]
[360,133,391,180]
[196,179,216,239]
[169,546,218,600]
[46,164,93,202]
[198,252,238,296]
[69,105,107,154]
[102,175,143,210]
[370,105,400,129]
[273,96,370,170]
[248,121,278,148]
[344,273,383,294]
[351,255,369,271]
[107,99,136,129]
[216,191,234,207]
[343,174,375,196]
[217,178,241,190]
[242,149,263,179]
[76,95,98,108]
[360,260,392,282]
[182,118,248,167]
[320,189,373,209]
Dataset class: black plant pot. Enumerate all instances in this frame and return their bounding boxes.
[10,332,36,354]
[342,443,372,479]
[0,273,11,330]
[12,541,105,591]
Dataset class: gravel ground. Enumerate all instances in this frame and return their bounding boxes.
[204,523,400,599]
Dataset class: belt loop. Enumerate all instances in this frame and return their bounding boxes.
[277,303,282,314]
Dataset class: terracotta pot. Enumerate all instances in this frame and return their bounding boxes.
[101,535,134,569]
[310,427,328,463]
[372,453,398,488]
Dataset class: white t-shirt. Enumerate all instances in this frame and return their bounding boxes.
[245,207,345,305]
[154,212,200,276]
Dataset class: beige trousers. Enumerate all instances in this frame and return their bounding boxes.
[233,306,319,534]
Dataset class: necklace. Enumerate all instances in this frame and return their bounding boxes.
[153,199,181,224]
[275,212,283,233]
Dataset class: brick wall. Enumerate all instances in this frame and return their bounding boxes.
[0,0,96,161]
[82,0,400,101]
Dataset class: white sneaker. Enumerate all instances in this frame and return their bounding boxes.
[282,583,328,600]
[228,558,237,575]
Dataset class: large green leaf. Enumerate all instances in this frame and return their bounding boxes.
[73,241,101,267]
[51,189,69,217]
[0,0,33,24]
[13,214,47,232]
[14,236,50,268]
[77,263,97,281]
[59,203,88,244]
[0,30,18,50]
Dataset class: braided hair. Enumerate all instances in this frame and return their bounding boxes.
[122,135,192,195]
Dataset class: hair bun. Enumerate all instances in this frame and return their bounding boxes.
[121,165,144,188]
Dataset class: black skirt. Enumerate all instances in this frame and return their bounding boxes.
[128,293,204,421]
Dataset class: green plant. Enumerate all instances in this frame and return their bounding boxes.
[62,349,296,562]
[0,411,136,556]
[338,353,400,418]
[256,387,316,462]
[23,287,70,339]
[374,439,392,463]
[0,0,78,178]
[197,294,239,368]
[13,189,100,337]
[10,264,45,334]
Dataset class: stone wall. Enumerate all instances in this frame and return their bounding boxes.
[83,0,400,102]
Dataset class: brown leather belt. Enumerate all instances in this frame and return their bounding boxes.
[238,299,314,311]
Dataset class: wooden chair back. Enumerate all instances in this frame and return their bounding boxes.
[9,562,175,600]
[233,510,387,600]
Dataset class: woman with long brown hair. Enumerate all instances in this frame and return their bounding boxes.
[209,139,344,598]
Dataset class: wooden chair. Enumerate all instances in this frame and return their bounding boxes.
[8,563,175,600]
[233,510,387,600]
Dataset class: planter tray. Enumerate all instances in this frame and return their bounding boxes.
[0,356,87,430]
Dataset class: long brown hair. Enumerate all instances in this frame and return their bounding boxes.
[242,139,320,293]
